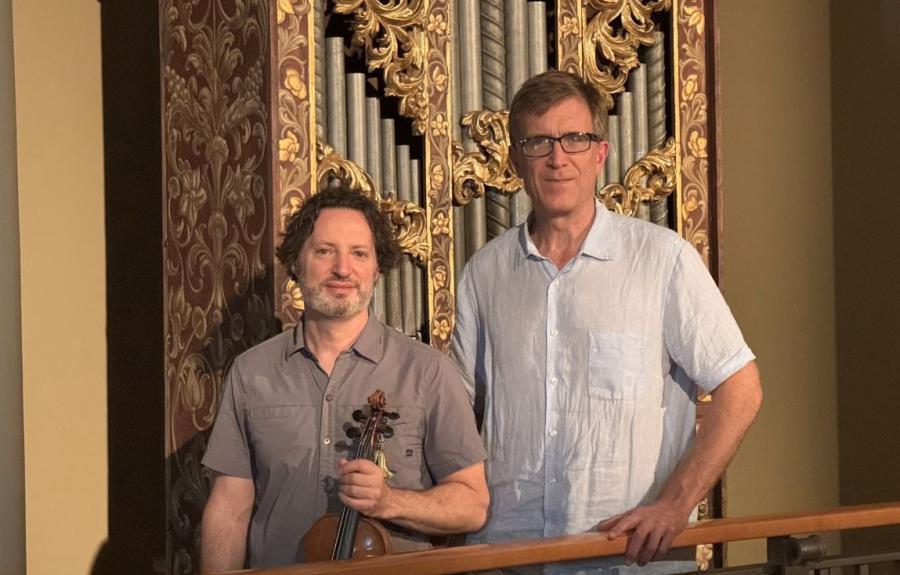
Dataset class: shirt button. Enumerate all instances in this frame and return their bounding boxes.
[325,394,334,402]
[550,377,558,385]
[549,478,557,484]
[549,429,557,437]
[550,329,558,337]
[323,437,331,445]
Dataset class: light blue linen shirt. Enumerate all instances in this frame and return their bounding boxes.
[452,202,754,572]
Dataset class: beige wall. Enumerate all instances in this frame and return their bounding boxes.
[718,0,840,564]
[12,0,108,573]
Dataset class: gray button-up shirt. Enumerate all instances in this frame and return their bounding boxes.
[452,203,753,567]
[203,315,486,568]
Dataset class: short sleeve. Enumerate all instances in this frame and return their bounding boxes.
[202,361,254,478]
[450,263,482,406]
[663,243,756,393]
[422,353,486,481]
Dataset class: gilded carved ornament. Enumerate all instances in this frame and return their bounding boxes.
[584,0,671,106]
[597,137,677,216]
[451,113,676,216]
[332,0,432,133]
[451,110,523,206]
[315,141,430,265]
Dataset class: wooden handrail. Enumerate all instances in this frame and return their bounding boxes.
[235,502,900,575]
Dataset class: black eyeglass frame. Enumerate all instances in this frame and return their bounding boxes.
[511,131,603,158]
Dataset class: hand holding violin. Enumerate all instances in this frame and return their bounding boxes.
[337,458,394,519]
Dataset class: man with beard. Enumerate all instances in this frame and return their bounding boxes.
[200,186,488,572]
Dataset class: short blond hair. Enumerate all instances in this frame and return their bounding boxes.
[508,70,609,142]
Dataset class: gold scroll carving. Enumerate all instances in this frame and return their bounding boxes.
[584,0,672,107]
[316,142,431,265]
[333,0,430,134]
[329,0,456,350]
[598,137,677,216]
[452,110,523,206]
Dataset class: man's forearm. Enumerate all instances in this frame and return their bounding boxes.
[376,480,489,535]
[201,474,255,573]
[201,510,249,573]
[340,461,489,535]
[656,361,763,515]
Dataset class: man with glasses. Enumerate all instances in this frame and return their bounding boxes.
[452,70,762,573]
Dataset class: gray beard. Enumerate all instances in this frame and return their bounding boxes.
[299,279,373,319]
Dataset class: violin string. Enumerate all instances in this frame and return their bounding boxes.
[333,403,383,559]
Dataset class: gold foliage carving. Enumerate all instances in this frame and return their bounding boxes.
[558,0,584,75]
[598,137,676,216]
[696,542,713,571]
[274,0,313,325]
[451,110,522,206]
[162,0,275,570]
[584,0,671,107]
[677,0,712,265]
[315,142,430,264]
[333,0,431,133]
[421,0,454,351]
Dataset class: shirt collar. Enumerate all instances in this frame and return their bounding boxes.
[580,201,616,261]
[285,313,384,364]
[514,200,616,270]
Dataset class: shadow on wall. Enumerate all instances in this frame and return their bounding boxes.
[832,0,900,557]
[92,1,165,571]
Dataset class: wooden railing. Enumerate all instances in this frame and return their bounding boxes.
[232,502,900,575]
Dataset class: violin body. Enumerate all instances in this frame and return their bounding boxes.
[298,390,399,563]
[301,513,394,562]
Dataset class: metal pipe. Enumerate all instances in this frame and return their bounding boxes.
[314,0,327,140]
[366,95,387,322]
[630,66,650,220]
[380,117,402,329]
[618,92,649,220]
[325,36,347,156]
[481,0,510,240]
[507,0,531,227]
[451,0,468,274]
[459,0,487,258]
[410,156,424,338]
[629,64,650,161]
[527,1,548,77]
[646,30,669,227]
[605,115,621,184]
[346,72,366,166]
[397,143,416,336]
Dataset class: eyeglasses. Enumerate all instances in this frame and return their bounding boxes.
[512,132,602,158]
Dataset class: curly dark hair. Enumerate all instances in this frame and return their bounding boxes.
[276,184,402,280]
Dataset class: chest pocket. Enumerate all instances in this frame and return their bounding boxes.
[246,405,317,470]
[588,332,645,400]
[380,407,427,489]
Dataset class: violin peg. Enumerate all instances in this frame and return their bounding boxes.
[352,409,366,422]
[386,411,400,420]
[346,427,361,438]
[381,427,394,439]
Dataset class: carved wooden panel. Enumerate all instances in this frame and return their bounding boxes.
[161,0,275,571]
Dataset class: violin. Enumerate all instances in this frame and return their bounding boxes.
[301,390,400,561]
